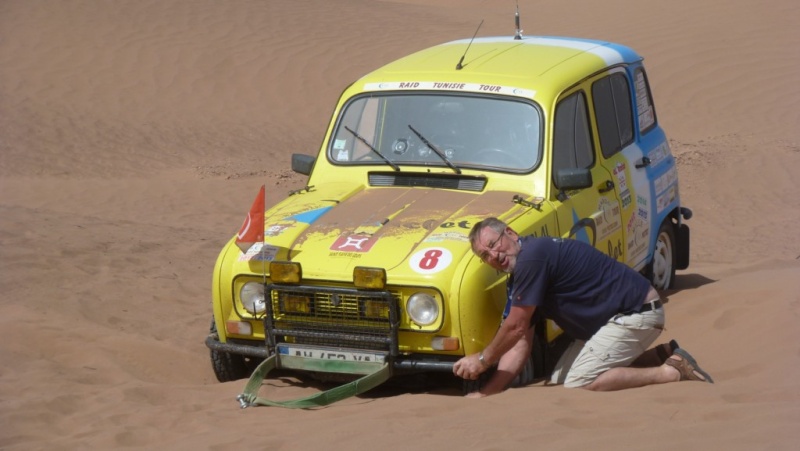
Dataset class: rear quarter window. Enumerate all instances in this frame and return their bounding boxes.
[592,73,634,159]
[633,68,657,134]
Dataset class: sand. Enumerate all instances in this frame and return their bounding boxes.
[1,0,799,449]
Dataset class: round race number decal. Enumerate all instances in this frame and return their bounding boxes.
[409,247,452,274]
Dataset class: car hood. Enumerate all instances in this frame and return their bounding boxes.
[250,183,528,281]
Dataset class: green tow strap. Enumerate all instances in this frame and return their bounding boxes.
[236,355,392,409]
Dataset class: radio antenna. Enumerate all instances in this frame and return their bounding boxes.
[514,2,523,40]
[456,19,483,70]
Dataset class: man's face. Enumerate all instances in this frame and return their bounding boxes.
[473,226,521,273]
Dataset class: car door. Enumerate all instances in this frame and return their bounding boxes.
[591,68,655,269]
[550,88,625,260]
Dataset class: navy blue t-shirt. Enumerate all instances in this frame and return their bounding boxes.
[509,236,651,340]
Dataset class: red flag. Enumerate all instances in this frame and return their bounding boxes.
[235,185,265,253]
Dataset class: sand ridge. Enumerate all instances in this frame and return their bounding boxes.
[1,0,799,449]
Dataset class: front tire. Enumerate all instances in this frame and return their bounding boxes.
[209,320,251,382]
[648,221,676,290]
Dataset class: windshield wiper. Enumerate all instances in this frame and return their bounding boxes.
[344,126,400,172]
[408,125,461,174]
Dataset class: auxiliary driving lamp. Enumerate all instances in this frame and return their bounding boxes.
[270,261,301,283]
[353,266,386,289]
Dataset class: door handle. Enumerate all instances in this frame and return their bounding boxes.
[598,180,615,193]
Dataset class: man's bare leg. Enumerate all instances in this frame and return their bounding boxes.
[581,363,680,391]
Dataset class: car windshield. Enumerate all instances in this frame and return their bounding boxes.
[329,93,541,172]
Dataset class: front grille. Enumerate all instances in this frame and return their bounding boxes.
[264,284,400,355]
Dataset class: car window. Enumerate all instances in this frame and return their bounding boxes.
[592,73,634,158]
[552,91,594,181]
[329,93,541,172]
[634,68,657,134]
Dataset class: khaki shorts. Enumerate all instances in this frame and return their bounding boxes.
[550,307,665,388]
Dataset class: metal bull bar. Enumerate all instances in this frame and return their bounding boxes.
[206,332,455,373]
[205,332,455,372]
[227,283,459,408]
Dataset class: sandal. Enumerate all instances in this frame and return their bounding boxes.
[665,348,714,383]
[655,339,680,364]
[630,339,680,368]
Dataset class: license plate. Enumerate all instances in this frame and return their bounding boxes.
[277,344,386,364]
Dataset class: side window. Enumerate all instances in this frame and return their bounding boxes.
[552,91,594,184]
[592,73,634,158]
[634,68,657,133]
[331,97,380,162]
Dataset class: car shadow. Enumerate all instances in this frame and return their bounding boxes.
[251,369,465,401]
[659,272,717,303]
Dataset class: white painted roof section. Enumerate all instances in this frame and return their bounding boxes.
[447,36,627,66]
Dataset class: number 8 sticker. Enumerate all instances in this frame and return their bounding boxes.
[409,247,452,274]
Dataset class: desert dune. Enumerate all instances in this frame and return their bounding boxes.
[1,0,798,449]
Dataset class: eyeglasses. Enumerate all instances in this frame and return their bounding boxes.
[477,231,506,263]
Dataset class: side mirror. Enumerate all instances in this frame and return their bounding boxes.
[291,154,316,176]
[554,168,592,201]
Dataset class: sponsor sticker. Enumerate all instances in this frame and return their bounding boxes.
[364,81,535,98]
[656,185,677,213]
[595,197,622,241]
[238,243,279,262]
[625,213,649,264]
[330,234,377,253]
[424,232,469,243]
[409,247,452,274]
[654,167,678,194]
[264,224,289,237]
[647,142,670,168]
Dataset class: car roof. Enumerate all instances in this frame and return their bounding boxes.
[355,36,643,101]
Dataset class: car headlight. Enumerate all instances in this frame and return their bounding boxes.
[240,282,266,314]
[406,292,438,326]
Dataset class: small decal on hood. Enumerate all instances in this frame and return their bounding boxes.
[265,224,289,237]
[409,247,452,274]
[286,206,333,224]
[424,232,469,243]
[330,234,376,253]
[238,243,279,262]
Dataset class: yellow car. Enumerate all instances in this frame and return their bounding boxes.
[206,33,691,389]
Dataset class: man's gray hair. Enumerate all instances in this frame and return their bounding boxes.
[468,217,508,250]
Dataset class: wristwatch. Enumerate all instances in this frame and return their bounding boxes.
[478,352,491,368]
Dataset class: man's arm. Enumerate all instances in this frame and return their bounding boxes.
[453,305,536,381]
[467,324,535,397]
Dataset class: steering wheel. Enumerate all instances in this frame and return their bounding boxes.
[474,147,527,167]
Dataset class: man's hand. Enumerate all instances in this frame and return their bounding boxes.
[453,353,487,380]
